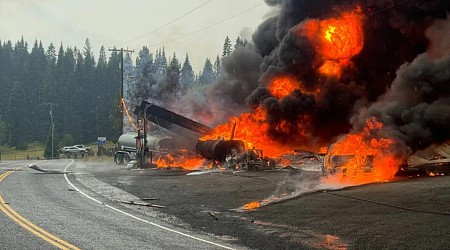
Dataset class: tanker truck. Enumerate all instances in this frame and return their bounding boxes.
[114,133,174,165]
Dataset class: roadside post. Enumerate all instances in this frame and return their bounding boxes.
[98,137,106,159]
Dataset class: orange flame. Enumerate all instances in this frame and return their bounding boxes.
[298,7,364,78]
[268,76,300,99]
[200,107,308,158]
[324,118,403,185]
[154,152,206,170]
[319,147,328,154]
[244,201,261,210]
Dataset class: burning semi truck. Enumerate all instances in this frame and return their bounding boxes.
[116,101,275,170]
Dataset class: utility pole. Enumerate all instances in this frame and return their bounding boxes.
[50,104,54,160]
[108,47,134,134]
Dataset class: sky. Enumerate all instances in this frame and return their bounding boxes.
[0,0,273,71]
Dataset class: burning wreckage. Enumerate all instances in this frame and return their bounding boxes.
[117,1,450,185]
[115,101,276,171]
[118,100,450,177]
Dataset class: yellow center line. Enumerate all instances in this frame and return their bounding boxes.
[0,170,80,250]
[0,171,13,181]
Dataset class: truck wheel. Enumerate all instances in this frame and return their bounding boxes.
[114,154,124,165]
[123,154,131,163]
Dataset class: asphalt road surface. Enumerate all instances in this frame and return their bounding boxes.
[1,159,449,249]
[0,160,236,250]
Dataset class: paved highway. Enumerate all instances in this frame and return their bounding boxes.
[0,160,236,250]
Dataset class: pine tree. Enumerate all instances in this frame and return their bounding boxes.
[95,46,109,137]
[164,53,181,98]
[129,46,154,107]
[0,41,14,121]
[180,54,194,91]
[135,46,153,79]
[222,36,232,57]
[80,38,97,142]
[213,55,221,80]
[199,58,214,85]
[28,40,49,141]
[0,115,7,145]
[7,80,29,149]
[46,43,57,67]
[235,36,248,49]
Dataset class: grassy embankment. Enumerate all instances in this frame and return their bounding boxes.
[0,142,116,162]
[0,142,45,161]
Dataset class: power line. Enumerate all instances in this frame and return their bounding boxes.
[370,0,412,15]
[122,0,214,46]
[146,3,264,48]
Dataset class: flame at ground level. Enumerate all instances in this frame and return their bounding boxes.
[154,153,208,170]
[244,201,262,210]
[323,117,403,185]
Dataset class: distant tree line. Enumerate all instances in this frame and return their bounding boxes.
[0,35,249,157]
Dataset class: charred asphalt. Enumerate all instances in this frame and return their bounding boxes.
[73,160,450,250]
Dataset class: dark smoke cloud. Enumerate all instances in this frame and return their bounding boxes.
[184,0,449,152]
[253,17,279,56]
[352,17,450,154]
[180,46,262,126]
[264,0,282,7]
[252,0,449,148]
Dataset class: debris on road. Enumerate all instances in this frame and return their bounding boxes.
[207,210,218,220]
[115,199,166,208]
[28,164,72,174]
[141,197,160,201]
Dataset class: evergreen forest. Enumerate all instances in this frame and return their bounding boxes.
[0,36,246,157]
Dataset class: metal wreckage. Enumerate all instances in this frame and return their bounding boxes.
[114,101,450,176]
[114,101,276,171]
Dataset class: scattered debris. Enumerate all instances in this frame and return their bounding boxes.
[141,197,160,201]
[28,164,72,174]
[115,199,165,208]
[207,210,218,220]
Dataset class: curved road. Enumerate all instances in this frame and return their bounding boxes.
[0,160,236,249]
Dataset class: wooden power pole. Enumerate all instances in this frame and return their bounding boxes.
[108,48,134,134]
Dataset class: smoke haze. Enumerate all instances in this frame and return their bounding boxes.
[177,0,449,155]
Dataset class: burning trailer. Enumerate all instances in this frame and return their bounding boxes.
[127,101,275,170]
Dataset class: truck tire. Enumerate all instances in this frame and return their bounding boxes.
[114,153,124,165]
[123,154,131,163]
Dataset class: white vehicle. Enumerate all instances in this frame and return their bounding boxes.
[73,144,92,152]
[60,145,88,158]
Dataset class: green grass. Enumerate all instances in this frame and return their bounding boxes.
[0,141,117,161]
[0,142,45,161]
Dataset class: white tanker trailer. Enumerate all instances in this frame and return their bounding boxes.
[114,133,174,164]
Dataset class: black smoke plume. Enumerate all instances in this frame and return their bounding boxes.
[352,16,450,154]
[187,0,449,153]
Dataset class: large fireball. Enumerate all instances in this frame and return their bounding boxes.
[296,7,364,78]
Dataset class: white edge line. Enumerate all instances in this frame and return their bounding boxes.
[63,160,234,250]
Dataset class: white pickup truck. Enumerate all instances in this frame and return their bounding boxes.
[60,145,92,158]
